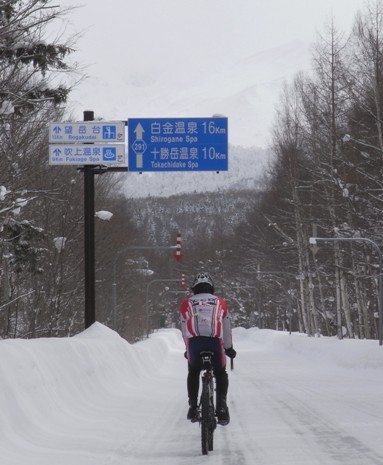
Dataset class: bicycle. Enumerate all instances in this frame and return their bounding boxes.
[198,351,217,455]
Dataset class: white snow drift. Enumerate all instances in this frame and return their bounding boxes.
[1,324,383,465]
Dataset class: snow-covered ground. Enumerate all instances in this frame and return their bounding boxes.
[1,323,383,465]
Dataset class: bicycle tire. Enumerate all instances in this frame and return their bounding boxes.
[208,404,214,451]
[208,380,215,451]
[201,383,210,455]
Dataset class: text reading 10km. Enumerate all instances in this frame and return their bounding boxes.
[202,147,226,160]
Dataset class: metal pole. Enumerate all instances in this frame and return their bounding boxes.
[288,291,293,335]
[310,237,383,345]
[112,261,117,331]
[83,110,96,329]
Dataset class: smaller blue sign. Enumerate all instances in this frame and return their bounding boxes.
[49,144,126,165]
[128,117,228,172]
[102,126,116,140]
[103,147,116,161]
[49,121,125,143]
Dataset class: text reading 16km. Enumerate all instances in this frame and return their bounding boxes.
[202,121,227,135]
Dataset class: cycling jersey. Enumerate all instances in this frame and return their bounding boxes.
[180,292,232,349]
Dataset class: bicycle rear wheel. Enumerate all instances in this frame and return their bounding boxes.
[201,383,210,455]
[208,401,215,451]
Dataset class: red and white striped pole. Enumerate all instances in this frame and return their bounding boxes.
[175,233,182,262]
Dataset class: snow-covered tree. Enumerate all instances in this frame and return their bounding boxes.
[0,0,75,337]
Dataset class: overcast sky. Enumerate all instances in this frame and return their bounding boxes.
[56,0,369,145]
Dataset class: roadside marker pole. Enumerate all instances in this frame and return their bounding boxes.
[175,233,182,261]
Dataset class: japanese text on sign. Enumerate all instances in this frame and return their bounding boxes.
[128,118,228,172]
[49,122,125,143]
[49,144,126,165]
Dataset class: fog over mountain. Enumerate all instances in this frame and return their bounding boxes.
[69,40,311,149]
[114,40,309,197]
[62,0,362,148]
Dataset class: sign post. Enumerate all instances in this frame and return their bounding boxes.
[83,111,96,329]
[48,114,228,332]
[48,114,127,329]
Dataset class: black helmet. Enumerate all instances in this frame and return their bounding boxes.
[191,272,214,294]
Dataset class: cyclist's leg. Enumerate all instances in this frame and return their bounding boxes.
[187,336,228,400]
[210,339,230,425]
[189,336,228,393]
[215,369,228,397]
[210,338,228,394]
[186,367,199,421]
[186,337,205,421]
[215,369,229,424]
[187,366,200,405]
[186,337,206,399]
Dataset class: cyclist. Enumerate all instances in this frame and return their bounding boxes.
[180,271,236,425]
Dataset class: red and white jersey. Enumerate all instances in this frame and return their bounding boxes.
[180,292,232,349]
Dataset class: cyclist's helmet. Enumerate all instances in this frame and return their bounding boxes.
[191,272,214,294]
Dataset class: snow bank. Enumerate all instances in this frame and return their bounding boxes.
[0,325,184,435]
[0,323,129,436]
[2,324,382,438]
[1,324,383,464]
[234,327,383,371]
[0,324,185,464]
[133,328,184,373]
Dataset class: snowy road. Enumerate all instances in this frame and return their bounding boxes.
[1,324,383,465]
[121,329,383,465]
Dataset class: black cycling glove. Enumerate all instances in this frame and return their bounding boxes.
[225,347,237,359]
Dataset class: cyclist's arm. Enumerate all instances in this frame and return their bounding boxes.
[220,298,232,349]
[179,298,190,342]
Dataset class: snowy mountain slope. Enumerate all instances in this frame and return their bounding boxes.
[68,41,311,149]
[1,324,383,464]
[65,37,311,197]
[79,41,311,198]
[159,40,312,148]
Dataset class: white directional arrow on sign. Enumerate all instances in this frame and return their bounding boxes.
[134,123,144,140]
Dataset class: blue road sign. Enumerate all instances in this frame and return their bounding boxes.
[49,144,126,165]
[128,117,228,171]
[49,121,125,143]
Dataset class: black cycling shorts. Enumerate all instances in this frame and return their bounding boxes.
[186,336,226,371]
